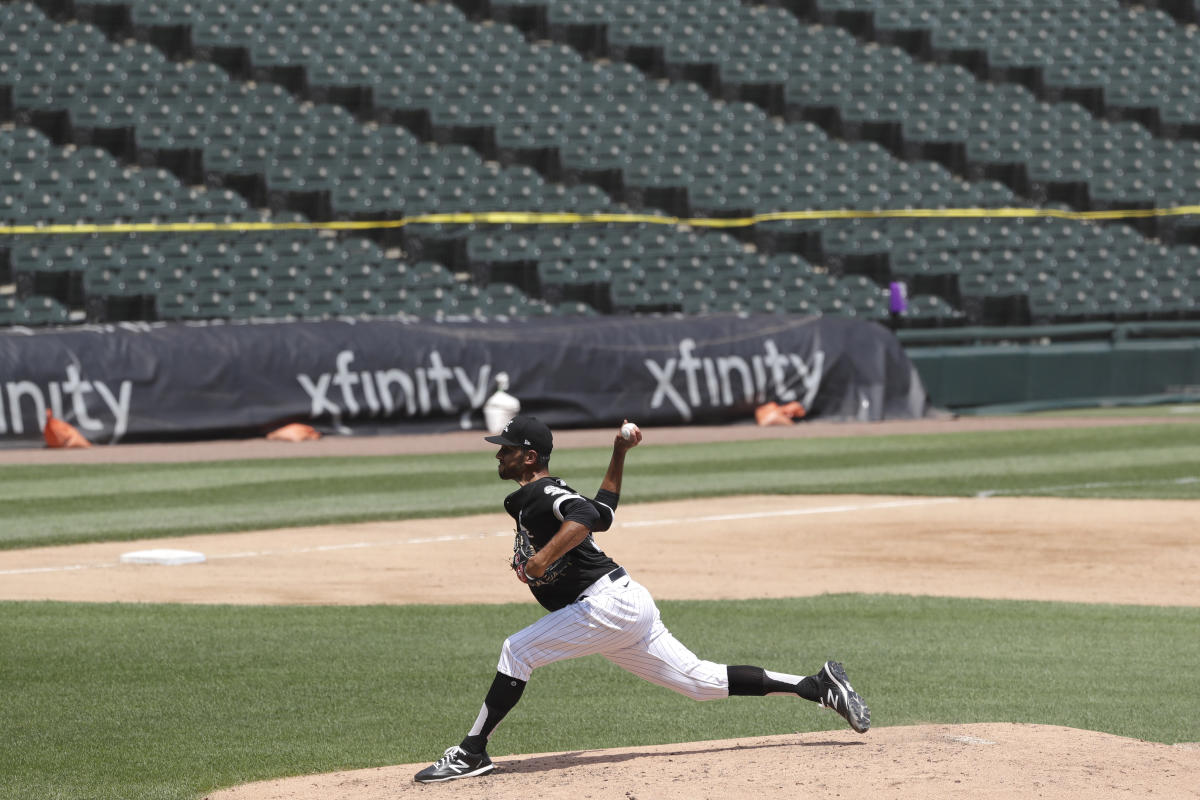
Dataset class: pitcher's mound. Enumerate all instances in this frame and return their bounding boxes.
[205,723,1200,800]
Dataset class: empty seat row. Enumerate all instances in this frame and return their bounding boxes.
[424,0,1200,223]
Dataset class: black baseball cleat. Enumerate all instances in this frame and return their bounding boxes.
[413,745,494,783]
[815,660,871,733]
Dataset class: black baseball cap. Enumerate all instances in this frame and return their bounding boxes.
[484,414,553,456]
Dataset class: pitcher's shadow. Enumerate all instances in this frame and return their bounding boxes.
[497,737,865,776]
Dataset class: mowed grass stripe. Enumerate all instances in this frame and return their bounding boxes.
[625,445,1200,489]
[4,443,1197,509]
[0,469,491,512]
[0,487,505,547]
[0,457,484,502]
[2,424,1192,499]
[1,424,1196,549]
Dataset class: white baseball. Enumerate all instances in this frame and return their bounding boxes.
[620,422,639,440]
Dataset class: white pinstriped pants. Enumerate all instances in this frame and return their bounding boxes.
[497,572,729,701]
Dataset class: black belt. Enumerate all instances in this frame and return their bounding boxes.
[577,566,627,602]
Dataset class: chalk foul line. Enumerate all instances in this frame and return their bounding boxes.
[617,497,961,527]
[976,476,1198,498]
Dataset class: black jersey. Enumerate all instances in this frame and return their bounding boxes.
[502,476,619,611]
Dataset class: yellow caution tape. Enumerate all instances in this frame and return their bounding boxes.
[1,206,1198,236]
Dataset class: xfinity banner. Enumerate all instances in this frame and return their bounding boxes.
[0,315,932,445]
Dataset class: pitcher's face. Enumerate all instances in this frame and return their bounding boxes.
[496,445,531,481]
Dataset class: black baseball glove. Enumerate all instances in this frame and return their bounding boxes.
[511,529,568,586]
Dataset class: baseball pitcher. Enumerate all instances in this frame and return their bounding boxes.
[414,415,870,783]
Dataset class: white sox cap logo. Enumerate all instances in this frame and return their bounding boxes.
[503,421,535,444]
[484,415,553,455]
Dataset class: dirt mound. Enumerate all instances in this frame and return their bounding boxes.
[204,724,1200,800]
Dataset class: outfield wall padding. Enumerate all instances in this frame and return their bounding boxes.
[909,338,1200,410]
[0,314,931,445]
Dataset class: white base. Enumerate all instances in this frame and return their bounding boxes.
[119,548,207,566]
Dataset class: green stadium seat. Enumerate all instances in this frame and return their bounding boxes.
[0,294,72,326]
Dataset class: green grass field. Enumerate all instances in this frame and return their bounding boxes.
[1026,403,1200,418]
[1,421,1198,800]
[2,596,1197,800]
[1,424,1197,549]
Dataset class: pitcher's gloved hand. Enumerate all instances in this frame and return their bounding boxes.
[511,529,567,586]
